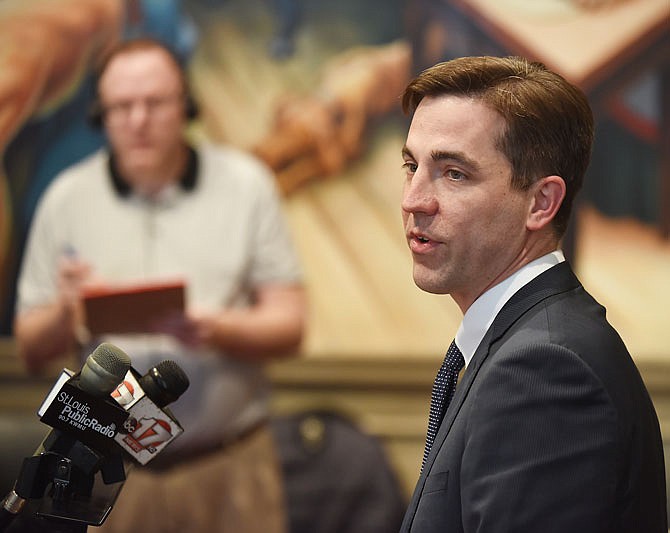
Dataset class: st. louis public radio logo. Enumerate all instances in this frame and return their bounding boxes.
[112,379,175,454]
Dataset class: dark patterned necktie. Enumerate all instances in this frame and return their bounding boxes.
[422,340,465,470]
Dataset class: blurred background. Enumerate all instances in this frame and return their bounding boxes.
[0,0,668,529]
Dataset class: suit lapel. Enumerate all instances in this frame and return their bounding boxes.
[401,262,581,531]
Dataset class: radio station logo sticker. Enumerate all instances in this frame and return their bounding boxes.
[122,416,174,454]
[56,390,117,437]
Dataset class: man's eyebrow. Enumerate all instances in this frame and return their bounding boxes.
[402,146,481,173]
[431,150,480,172]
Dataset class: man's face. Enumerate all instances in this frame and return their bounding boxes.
[401,94,534,312]
[98,48,187,190]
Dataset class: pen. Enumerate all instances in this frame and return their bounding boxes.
[62,243,78,258]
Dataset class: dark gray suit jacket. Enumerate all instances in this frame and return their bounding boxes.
[401,262,666,532]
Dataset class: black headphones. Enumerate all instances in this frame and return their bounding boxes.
[87,38,200,129]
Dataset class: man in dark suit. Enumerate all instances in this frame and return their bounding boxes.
[399,56,666,532]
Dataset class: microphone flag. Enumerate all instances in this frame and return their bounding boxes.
[38,369,129,454]
[111,369,184,465]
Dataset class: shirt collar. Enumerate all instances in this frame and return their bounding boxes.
[455,250,565,367]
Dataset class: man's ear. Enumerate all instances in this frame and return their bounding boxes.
[527,175,566,231]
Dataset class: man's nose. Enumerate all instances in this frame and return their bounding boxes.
[402,170,438,215]
[124,101,152,127]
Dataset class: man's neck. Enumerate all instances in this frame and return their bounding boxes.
[455,250,565,366]
[116,144,190,199]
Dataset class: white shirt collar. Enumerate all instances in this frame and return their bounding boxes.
[455,250,565,367]
[130,182,182,207]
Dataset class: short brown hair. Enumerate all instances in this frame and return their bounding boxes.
[89,38,197,126]
[402,56,593,237]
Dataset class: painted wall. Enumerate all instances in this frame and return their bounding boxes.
[0,0,664,353]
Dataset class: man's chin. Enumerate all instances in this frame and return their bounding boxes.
[122,153,161,173]
[412,273,449,295]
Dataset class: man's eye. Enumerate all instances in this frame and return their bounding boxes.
[447,169,466,180]
[402,162,417,173]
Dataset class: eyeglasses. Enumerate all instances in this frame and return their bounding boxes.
[101,94,184,124]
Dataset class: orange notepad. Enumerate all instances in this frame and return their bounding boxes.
[82,280,185,335]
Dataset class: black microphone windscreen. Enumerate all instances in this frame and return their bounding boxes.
[79,342,132,396]
[138,360,190,408]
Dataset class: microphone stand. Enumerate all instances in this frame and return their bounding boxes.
[0,431,126,533]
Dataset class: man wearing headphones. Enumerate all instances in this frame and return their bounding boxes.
[14,38,305,533]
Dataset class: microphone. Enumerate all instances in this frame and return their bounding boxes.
[0,343,132,532]
[38,343,131,417]
[112,361,189,465]
[138,360,190,408]
[78,343,132,396]
[37,343,132,454]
